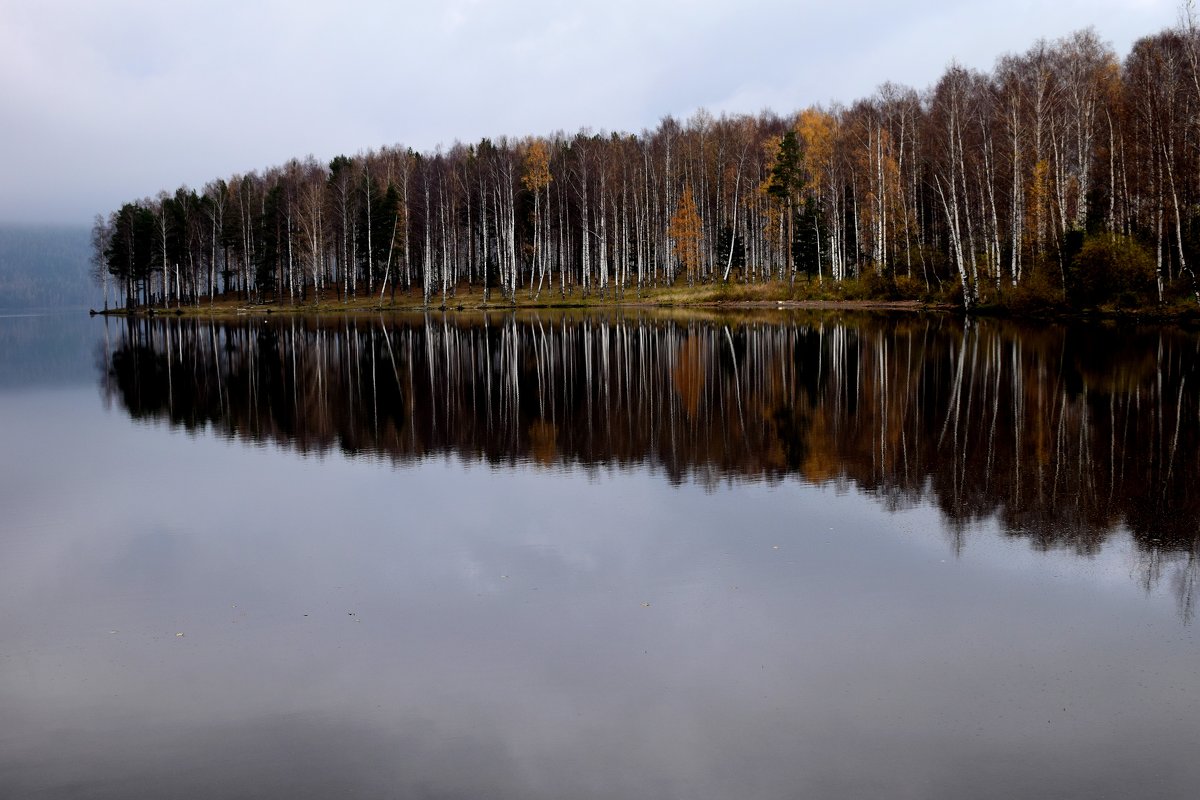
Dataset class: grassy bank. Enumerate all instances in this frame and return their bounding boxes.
[95,278,945,318]
[92,275,1200,323]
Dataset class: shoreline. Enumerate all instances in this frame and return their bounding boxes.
[88,282,1200,325]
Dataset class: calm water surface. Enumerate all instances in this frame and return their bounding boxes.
[1,310,1198,799]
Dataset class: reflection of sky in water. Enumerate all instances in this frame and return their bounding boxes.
[0,316,1198,799]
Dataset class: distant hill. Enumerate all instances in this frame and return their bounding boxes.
[0,224,97,310]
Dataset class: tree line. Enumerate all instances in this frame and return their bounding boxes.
[92,15,1200,312]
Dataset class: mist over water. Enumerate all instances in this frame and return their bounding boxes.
[2,311,1198,799]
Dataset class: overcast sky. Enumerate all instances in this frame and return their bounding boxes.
[0,0,1181,225]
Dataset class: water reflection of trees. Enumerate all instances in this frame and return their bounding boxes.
[99,312,1199,611]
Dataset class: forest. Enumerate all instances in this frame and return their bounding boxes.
[91,17,1200,314]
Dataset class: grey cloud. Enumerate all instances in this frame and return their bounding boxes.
[0,0,1177,224]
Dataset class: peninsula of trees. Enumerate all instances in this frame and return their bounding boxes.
[92,18,1200,314]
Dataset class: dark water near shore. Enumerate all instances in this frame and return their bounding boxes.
[2,310,1198,799]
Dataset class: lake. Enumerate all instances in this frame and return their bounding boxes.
[1,309,1198,799]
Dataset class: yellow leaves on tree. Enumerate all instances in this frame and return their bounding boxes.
[756,134,785,240]
[1027,159,1050,251]
[522,139,553,294]
[795,108,835,196]
[669,183,703,285]
[522,139,552,193]
[757,133,783,197]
